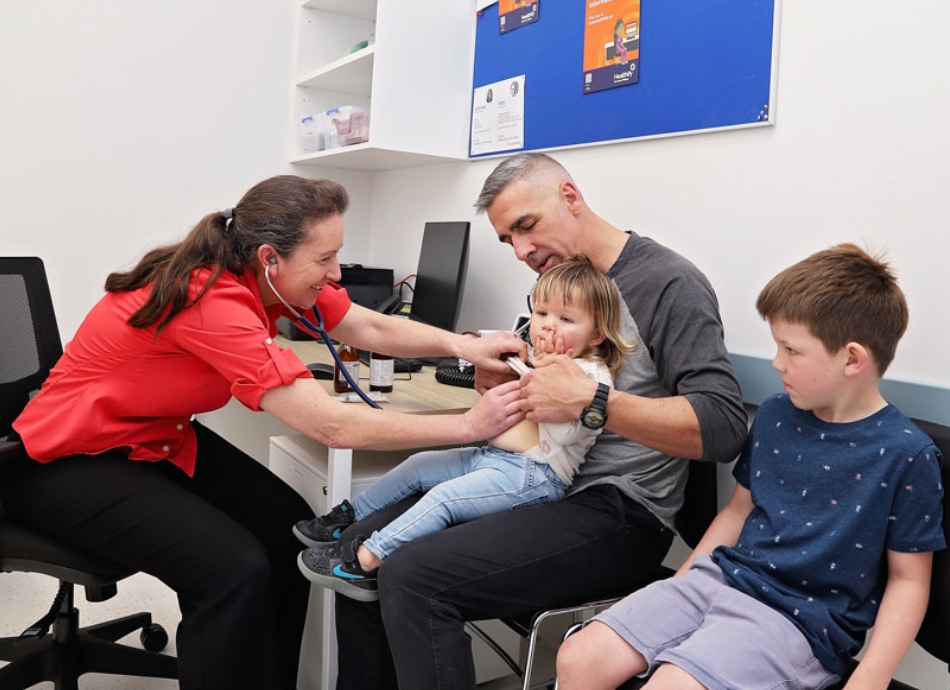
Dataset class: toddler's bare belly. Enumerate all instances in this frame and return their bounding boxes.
[490,419,540,454]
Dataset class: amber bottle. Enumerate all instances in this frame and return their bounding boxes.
[333,343,360,393]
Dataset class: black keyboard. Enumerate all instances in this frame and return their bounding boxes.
[356,350,424,373]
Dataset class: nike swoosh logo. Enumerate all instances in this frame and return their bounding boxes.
[333,564,364,580]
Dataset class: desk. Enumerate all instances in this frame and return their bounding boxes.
[280,338,480,509]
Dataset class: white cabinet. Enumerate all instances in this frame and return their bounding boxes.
[290,0,475,171]
[271,434,406,690]
[270,433,521,690]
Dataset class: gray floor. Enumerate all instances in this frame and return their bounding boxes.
[4,568,946,689]
[0,571,180,689]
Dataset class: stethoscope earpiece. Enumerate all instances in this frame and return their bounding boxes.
[263,261,381,409]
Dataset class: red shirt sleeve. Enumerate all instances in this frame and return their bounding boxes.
[164,271,329,412]
[12,269,353,476]
[313,282,351,331]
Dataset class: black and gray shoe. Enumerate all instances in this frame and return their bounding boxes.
[293,499,357,547]
[297,538,379,602]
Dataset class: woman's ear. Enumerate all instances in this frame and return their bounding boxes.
[255,245,278,270]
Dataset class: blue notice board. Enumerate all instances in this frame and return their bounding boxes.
[470,1,780,157]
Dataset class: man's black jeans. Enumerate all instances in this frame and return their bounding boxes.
[335,483,673,690]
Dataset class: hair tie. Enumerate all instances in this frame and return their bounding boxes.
[223,207,235,232]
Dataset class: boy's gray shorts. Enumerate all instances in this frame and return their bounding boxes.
[593,555,840,690]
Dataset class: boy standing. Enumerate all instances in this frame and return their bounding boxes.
[557,243,945,690]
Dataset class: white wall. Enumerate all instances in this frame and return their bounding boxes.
[0,0,374,339]
[7,1,945,392]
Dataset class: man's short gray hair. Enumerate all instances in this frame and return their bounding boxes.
[473,153,570,214]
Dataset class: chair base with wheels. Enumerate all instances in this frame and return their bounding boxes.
[0,574,177,690]
[0,444,179,690]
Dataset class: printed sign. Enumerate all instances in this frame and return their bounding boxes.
[583,0,640,94]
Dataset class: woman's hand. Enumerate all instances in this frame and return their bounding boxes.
[463,331,527,371]
[463,379,525,440]
[470,331,527,393]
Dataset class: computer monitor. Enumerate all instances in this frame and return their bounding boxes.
[409,221,470,332]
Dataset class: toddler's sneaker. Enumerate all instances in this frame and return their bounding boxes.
[297,538,379,602]
[293,499,356,547]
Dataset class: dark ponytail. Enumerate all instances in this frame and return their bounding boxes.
[105,175,348,334]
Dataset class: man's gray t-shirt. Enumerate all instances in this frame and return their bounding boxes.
[570,233,746,530]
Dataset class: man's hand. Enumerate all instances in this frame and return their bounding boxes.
[520,355,597,424]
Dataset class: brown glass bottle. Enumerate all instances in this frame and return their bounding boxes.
[333,343,360,393]
[369,351,394,393]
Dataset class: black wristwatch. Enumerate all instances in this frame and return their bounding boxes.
[580,383,610,430]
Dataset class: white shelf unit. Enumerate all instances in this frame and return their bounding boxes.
[290,0,475,171]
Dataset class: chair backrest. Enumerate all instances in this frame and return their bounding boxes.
[675,459,719,549]
[0,257,63,440]
[908,418,950,668]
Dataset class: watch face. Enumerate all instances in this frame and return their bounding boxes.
[582,409,606,429]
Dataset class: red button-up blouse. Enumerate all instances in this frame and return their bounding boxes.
[14,268,351,476]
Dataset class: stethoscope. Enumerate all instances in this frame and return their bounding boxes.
[265,261,382,409]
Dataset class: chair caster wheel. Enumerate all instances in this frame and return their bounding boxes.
[140,623,169,652]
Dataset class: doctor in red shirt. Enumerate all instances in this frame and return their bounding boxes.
[1,175,524,690]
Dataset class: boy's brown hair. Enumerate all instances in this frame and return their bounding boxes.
[756,243,908,376]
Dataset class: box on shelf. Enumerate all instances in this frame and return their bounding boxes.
[299,114,326,153]
[326,106,370,148]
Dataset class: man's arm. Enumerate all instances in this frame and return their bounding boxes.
[843,550,933,690]
[519,358,706,459]
[520,244,747,463]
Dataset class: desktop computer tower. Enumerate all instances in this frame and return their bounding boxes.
[277,265,394,341]
[339,265,394,311]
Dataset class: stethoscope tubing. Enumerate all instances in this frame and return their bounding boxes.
[264,263,381,409]
[293,308,383,409]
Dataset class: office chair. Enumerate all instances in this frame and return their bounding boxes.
[847,417,950,690]
[469,460,720,690]
[0,256,178,689]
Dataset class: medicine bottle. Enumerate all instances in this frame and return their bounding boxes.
[333,343,360,394]
[369,351,394,393]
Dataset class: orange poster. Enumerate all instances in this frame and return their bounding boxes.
[499,0,539,34]
[583,0,640,93]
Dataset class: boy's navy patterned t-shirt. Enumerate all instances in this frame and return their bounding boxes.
[713,394,945,675]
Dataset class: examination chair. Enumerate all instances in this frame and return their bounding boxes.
[0,256,178,689]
